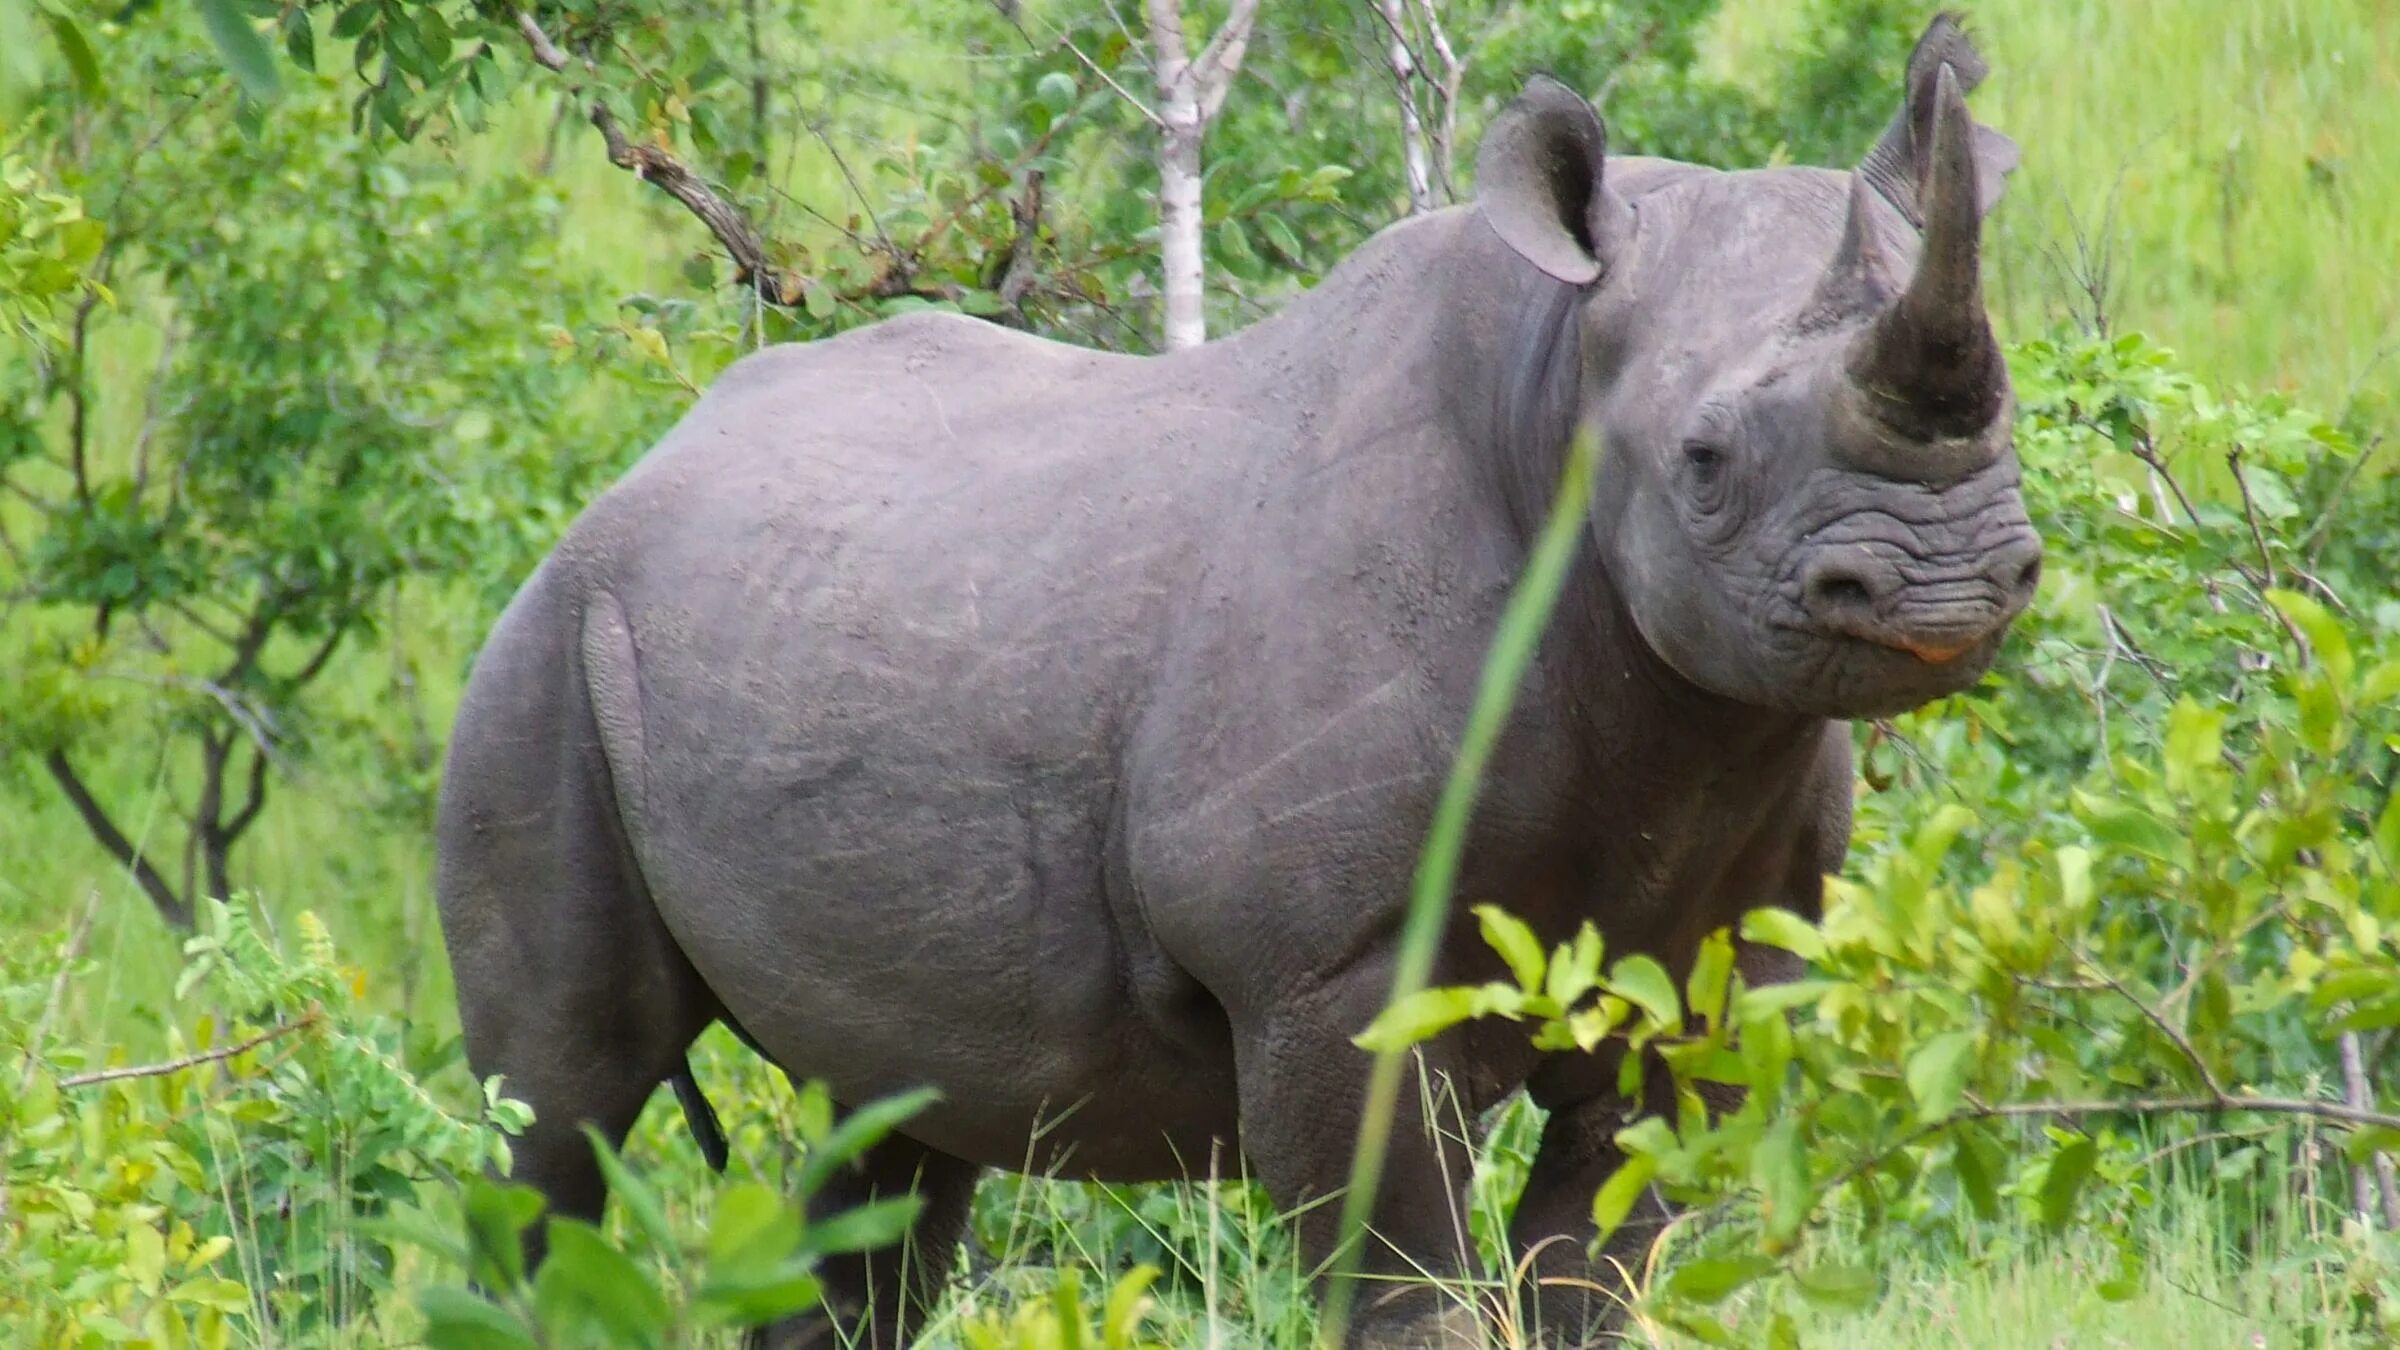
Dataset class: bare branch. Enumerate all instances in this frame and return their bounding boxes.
[1058,32,1162,127]
[590,101,787,301]
[17,891,101,1093]
[60,1011,321,1089]
[1192,0,1261,121]
[44,749,191,929]
[220,738,272,847]
[515,9,570,72]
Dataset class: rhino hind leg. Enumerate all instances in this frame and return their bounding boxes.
[436,575,723,1259]
[758,1132,981,1349]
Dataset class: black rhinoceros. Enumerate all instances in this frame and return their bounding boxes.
[437,16,2035,1346]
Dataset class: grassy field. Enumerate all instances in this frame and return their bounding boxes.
[5,2,2396,1344]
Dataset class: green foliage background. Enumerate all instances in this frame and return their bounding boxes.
[2,0,2396,1344]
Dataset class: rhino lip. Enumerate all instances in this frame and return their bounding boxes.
[1893,637,1977,665]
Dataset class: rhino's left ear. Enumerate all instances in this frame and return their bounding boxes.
[1859,13,2020,224]
[1476,76,1632,285]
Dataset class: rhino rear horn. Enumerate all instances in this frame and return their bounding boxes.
[1844,61,2005,442]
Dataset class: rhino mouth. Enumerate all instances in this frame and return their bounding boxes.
[1765,619,2009,718]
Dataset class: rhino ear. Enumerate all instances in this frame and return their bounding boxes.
[1858,13,2019,224]
[1476,76,1631,285]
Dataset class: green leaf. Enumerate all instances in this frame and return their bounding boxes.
[331,0,377,40]
[283,9,317,74]
[1663,1254,1776,1305]
[1904,1030,1977,1123]
[2160,697,2225,794]
[1589,1154,1656,1249]
[1546,922,1604,1007]
[1475,904,1545,991]
[2267,587,2353,690]
[1034,70,1078,112]
[1753,1118,1810,1245]
[582,1127,676,1254]
[1606,954,1682,1035]
[417,1286,538,1350]
[2073,790,2185,862]
[1685,930,1735,1031]
[693,1268,825,1327]
[461,1181,545,1291]
[803,1193,923,1256]
[1793,1262,1879,1310]
[1739,907,1825,962]
[1103,1265,1161,1349]
[795,1086,940,1198]
[1732,979,1837,1021]
[197,0,281,101]
[40,9,103,98]
[1953,1125,2004,1221]
[2038,1136,2100,1230]
[707,1182,802,1269]
[1353,986,1489,1052]
[532,1220,670,1342]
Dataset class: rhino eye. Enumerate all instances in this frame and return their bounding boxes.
[1682,441,1729,503]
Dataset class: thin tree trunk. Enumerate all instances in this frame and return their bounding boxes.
[1142,0,1259,351]
[1381,0,1433,213]
[2339,1029,2400,1227]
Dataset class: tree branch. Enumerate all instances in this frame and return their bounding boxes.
[59,1011,321,1089]
[515,9,570,72]
[44,749,191,929]
[589,101,789,300]
[1192,0,1260,121]
[512,8,791,303]
[219,740,271,850]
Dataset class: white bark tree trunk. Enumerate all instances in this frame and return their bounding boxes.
[1382,0,1433,214]
[1143,0,1259,351]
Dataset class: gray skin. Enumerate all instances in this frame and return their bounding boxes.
[436,18,2036,1348]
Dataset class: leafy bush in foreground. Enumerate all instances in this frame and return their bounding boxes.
[1367,330,2400,1343]
[1,898,515,1344]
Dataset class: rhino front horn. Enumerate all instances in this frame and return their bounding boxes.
[1844,61,2004,442]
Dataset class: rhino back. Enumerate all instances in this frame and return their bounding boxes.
[541,313,1286,1155]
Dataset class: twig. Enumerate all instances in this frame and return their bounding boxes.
[17,892,102,1093]
[515,9,570,72]
[60,1011,322,1088]
[1054,31,1162,127]
[2078,955,2225,1098]
[2225,446,2278,589]
[589,101,787,300]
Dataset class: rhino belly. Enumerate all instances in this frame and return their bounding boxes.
[628,763,1241,1175]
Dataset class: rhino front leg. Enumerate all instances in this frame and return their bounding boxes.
[1507,1084,1668,1347]
[1511,939,1808,1346]
[1233,975,1488,1348]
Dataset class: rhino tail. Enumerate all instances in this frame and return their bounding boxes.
[670,1058,731,1173]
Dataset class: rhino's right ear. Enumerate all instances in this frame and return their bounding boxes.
[1476,76,1631,285]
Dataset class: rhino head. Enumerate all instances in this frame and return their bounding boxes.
[1477,16,2040,719]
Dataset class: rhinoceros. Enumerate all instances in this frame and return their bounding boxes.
[436,16,2034,1346]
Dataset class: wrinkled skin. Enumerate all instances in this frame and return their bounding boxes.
[436,19,2035,1348]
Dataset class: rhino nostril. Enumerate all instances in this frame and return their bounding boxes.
[1814,571,1872,605]
[1807,573,1876,615]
